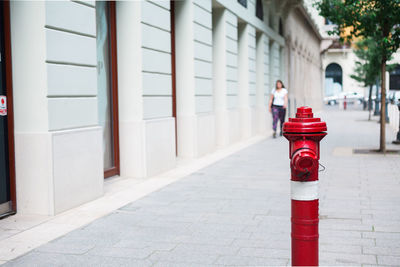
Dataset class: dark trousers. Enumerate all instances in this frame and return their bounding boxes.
[272,105,286,132]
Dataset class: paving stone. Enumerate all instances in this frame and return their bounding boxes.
[172,243,239,256]
[86,247,155,259]
[148,250,219,265]
[3,252,152,267]
[113,240,177,251]
[34,243,94,255]
[373,226,400,233]
[51,232,121,247]
[320,244,362,254]
[320,236,376,247]
[320,251,377,265]
[363,232,400,240]
[231,238,290,250]
[215,255,289,266]
[152,262,216,267]
[375,239,400,248]
[320,229,363,238]
[363,246,400,256]
[175,235,235,246]
[238,247,290,259]
[377,255,400,266]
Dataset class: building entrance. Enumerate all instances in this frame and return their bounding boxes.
[0,2,15,217]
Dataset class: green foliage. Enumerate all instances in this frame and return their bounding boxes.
[350,38,381,87]
[350,38,397,87]
[314,0,400,62]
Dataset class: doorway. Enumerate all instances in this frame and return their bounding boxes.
[325,63,343,96]
[0,1,16,217]
[96,2,120,178]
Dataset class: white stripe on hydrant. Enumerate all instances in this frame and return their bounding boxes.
[291,181,319,200]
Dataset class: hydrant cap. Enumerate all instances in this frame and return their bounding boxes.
[283,106,327,133]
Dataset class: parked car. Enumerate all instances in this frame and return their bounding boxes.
[338,92,364,104]
[324,91,364,105]
[323,95,339,105]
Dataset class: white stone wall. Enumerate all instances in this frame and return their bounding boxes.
[193,0,213,114]
[10,0,102,215]
[141,0,172,119]
[225,10,239,110]
[117,0,176,178]
[270,42,281,89]
[45,1,98,130]
[256,33,271,134]
[285,7,323,113]
[262,35,270,101]
[248,26,257,107]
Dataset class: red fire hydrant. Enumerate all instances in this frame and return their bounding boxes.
[283,106,327,266]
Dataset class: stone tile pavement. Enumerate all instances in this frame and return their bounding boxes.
[3,106,400,266]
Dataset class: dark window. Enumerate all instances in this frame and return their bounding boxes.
[279,18,283,36]
[325,18,333,25]
[325,63,343,96]
[256,0,263,20]
[390,64,400,90]
[238,0,247,8]
[325,63,343,85]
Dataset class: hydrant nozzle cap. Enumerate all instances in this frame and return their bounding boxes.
[296,106,313,118]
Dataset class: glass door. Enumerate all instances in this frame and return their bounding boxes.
[0,2,15,217]
[96,2,120,178]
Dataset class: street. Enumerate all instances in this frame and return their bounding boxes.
[3,106,400,266]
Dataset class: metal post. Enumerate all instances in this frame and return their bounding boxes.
[374,80,380,116]
[385,100,390,123]
[393,101,400,144]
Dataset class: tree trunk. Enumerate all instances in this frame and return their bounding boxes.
[380,60,386,153]
[368,84,373,120]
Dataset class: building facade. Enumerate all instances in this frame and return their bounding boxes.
[0,0,323,217]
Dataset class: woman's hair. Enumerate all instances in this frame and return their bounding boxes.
[276,80,285,89]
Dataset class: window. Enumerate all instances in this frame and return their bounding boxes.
[238,0,247,8]
[256,0,263,20]
[390,64,400,90]
[325,18,333,25]
[279,18,283,36]
[96,2,120,178]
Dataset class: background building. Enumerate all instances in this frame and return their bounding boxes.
[0,0,323,217]
[308,0,400,101]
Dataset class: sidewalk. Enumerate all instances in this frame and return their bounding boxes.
[2,106,400,266]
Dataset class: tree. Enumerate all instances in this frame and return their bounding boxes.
[350,38,382,120]
[350,38,396,120]
[315,0,400,153]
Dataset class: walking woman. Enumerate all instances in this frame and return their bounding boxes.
[268,80,288,138]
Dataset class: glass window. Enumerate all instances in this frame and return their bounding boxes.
[238,0,247,8]
[256,0,263,20]
[96,2,115,172]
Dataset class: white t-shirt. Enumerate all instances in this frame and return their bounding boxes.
[271,88,288,106]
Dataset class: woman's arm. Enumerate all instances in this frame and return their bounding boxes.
[284,93,288,109]
[268,94,274,112]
